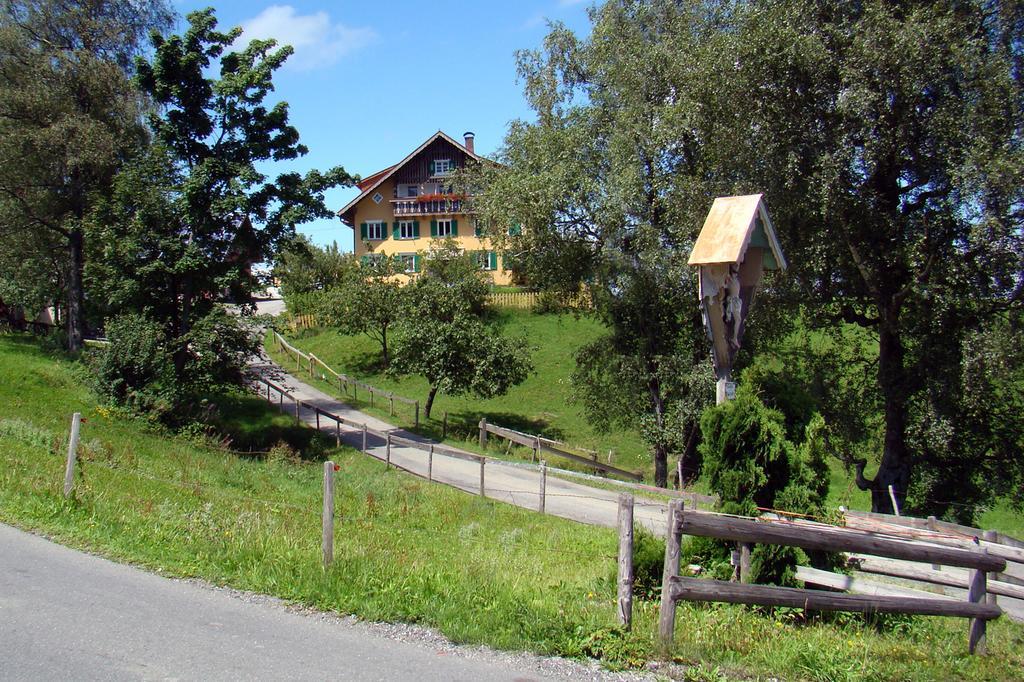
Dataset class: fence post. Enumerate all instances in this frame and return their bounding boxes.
[539,460,547,514]
[414,401,419,428]
[335,419,340,447]
[322,460,334,568]
[362,424,367,453]
[428,445,434,481]
[63,412,82,498]
[888,484,901,516]
[533,436,540,463]
[617,493,635,630]
[308,356,313,377]
[442,411,448,440]
[658,500,684,654]
[479,418,487,448]
[266,383,271,401]
[968,555,988,654]
[315,407,320,431]
[386,433,392,469]
[739,542,752,583]
[370,388,374,408]
[389,396,394,416]
[982,530,998,606]
[279,390,283,407]
[479,457,485,497]
[294,397,300,424]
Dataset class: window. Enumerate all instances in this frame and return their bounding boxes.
[508,222,522,236]
[360,220,386,241]
[431,218,457,238]
[399,183,419,198]
[396,220,419,240]
[360,253,386,268]
[430,159,452,176]
[476,251,498,271]
[397,253,420,274]
[372,192,383,204]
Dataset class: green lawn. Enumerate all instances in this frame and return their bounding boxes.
[268,309,656,477]
[2,333,1024,679]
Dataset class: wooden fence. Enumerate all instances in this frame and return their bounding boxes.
[657,502,1005,655]
[478,418,644,482]
[273,331,420,427]
[249,373,546,510]
[818,509,1024,623]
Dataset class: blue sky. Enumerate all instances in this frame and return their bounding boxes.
[172,1,594,251]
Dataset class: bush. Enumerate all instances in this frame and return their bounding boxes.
[91,310,258,425]
[90,313,176,417]
[697,388,831,584]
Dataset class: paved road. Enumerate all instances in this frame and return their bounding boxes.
[249,355,682,537]
[0,524,635,681]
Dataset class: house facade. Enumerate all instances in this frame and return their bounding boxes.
[338,131,513,284]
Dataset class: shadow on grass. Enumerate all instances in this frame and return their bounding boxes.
[439,410,566,444]
[209,392,330,460]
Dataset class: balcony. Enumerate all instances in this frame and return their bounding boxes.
[392,194,467,216]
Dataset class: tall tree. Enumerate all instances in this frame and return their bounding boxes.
[472,1,748,486]
[0,0,173,349]
[729,0,1024,516]
[90,8,353,376]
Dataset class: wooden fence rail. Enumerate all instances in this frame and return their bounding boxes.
[478,418,643,482]
[657,502,1005,656]
[273,331,420,427]
[835,509,1024,623]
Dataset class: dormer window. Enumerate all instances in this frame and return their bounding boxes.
[430,159,453,176]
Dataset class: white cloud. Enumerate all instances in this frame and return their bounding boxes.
[239,5,376,71]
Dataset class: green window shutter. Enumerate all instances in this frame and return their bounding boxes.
[413,220,420,238]
[360,255,369,267]
[451,219,458,236]
[428,160,435,175]
[413,254,421,272]
[509,222,522,236]
[474,221,482,237]
[489,252,498,270]
[360,222,367,240]
[430,219,438,237]
[393,221,400,239]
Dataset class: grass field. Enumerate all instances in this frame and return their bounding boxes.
[4,333,1024,680]
[266,311,1024,538]
[266,309,656,476]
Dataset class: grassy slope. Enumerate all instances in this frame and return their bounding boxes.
[267,310,655,476]
[3,334,1023,680]
[269,311,1024,538]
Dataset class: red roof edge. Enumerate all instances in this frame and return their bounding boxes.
[356,165,396,191]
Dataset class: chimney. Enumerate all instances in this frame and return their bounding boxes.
[464,131,475,155]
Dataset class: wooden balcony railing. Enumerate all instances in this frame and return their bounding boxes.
[391,198,466,216]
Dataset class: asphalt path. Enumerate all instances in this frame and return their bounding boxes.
[0,524,640,681]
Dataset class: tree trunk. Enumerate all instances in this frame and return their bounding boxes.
[856,311,912,514]
[653,440,669,489]
[424,385,439,420]
[65,228,85,352]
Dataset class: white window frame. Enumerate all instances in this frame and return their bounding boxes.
[398,253,417,274]
[433,159,452,176]
[476,251,496,271]
[398,220,417,240]
[435,219,453,237]
[365,220,386,241]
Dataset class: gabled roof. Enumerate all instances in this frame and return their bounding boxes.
[688,194,787,271]
[338,130,485,226]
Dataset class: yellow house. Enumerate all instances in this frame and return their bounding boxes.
[337,130,515,285]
